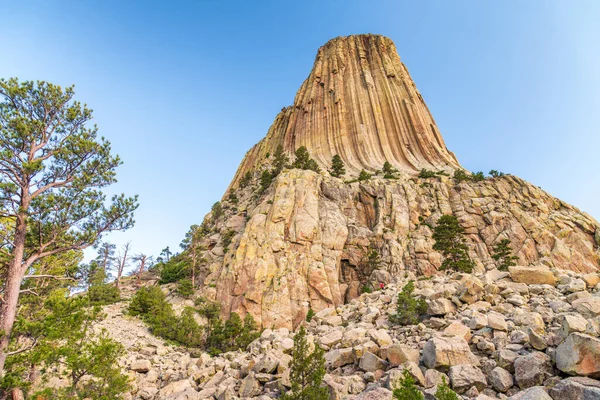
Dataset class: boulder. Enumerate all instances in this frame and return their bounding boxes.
[560,314,588,338]
[325,348,355,368]
[572,297,600,318]
[130,359,152,373]
[348,387,393,400]
[320,329,343,348]
[443,321,472,341]
[428,298,456,316]
[514,351,552,389]
[448,364,487,394]
[379,344,420,366]
[509,265,556,285]
[368,329,393,347]
[556,333,600,378]
[238,372,262,397]
[549,376,600,400]
[489,366,514,392]
[508,386,552,400]
[422,336,479,369]
[359,351,388,372]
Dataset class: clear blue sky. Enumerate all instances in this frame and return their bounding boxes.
[1,1,599,261]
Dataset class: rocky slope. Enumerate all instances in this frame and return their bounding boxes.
[92,266,600,399]
[228,34,460,189]
[202,169,599,330]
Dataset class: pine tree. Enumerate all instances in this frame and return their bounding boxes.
[293,146,311,169]
[390,281,427,325]
[383,161,398,179]
[273,145,290,175]
[259,170,274,193]
[392,369,424,400]
[282,326,328,400]
[239,171,253,188]
[432,215,474,273]
[492,239,518,271]
[358,170,371,181]
[434,377,460,400]
[293,146,320,172]
[329,155,346,178]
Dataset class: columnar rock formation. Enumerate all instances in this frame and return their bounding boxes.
[229,34,459,189]
[198,34,600,331]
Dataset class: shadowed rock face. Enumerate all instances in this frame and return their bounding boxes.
[229,34,460,189]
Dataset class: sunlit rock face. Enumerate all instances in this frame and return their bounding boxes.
[199,35,600,330]
[228,34,460,190]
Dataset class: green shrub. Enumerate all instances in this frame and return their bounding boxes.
[293,146,320,172]
[281,326,328,400]
[489,169,505,178]
[434,377,459,400]
[129,286,166,317]
[452,169,471,182]
[329,155,346,178]
[362,284,373,294]
[159,260,188,284]
[259,170,274,193]
[418,169,437,179]
[88,283,120,305]
[383,162,398,179]
[432,215,474,273]
[392,369,424,400]
[492,239,518,271]
[358,170,371,181]
[306,308,315,322]
[390,281,427,325]
[228,191,238,204]
[472,171,485,181]
[211,201,223,223]
[177,278,194,298]
[206,312,260,355]
[222,229,235,253]
[273,144,289,174]
[239,171,253,188]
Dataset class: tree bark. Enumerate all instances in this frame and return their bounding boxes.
[0,211,28,375]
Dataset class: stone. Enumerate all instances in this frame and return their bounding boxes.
[253,354,279,374]
[130,359,152,373]
[342,328,367,347]
[325,348,355,368]
[428,298,456,316]
[509,265,556,286]
[348,387,393,400]
[560,314,588,338]
[508,386,552,400]
[424,369,448,389]
[487,311,508,331]
[239,372,262,397]
[549,376,600,400]
[582,274,600,288]
[359,351,388,372]
[320,329,343,348]
[528,328,547,351]
[572,297,600,318]
[489,366,514,392]
[443,321,472,341]
[368,329,393,347]
[556,333,600,378]
[379,344,420,366]
[514,351,552,389]
[422,336,479,369]
[448,364,487,394]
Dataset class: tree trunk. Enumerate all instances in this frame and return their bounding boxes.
[0,214,28,376]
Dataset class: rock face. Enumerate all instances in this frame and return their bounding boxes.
[228,34,460,190]
[197,34,600,329]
